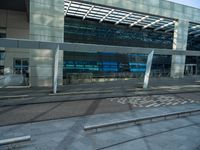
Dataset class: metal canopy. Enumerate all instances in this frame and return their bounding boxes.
[64,0,175,32]
[64,0,200,37]
[189,23,200,37]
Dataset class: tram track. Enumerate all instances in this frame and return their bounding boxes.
[0,88,200,107]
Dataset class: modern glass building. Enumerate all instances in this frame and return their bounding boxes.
[0,0,200,86]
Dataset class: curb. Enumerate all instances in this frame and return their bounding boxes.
[49,88,200,97]
[0,95,29,100]
[49,90,114,96]
[84,109,200,133]
[1,90,200,107]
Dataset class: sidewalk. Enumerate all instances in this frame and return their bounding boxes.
[0,103,199,150]
[0,77,200,103]
[0,77,200,106]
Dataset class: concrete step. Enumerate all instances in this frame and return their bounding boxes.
[84,109,200,133]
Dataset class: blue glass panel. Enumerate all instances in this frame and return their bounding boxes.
[130,68,146,72]
[129,62,146,66]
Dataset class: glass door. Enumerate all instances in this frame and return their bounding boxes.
[14,58,29,85]
[185,64,197,76]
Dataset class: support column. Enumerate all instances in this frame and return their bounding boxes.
[143,50,154,89]
[29,0,64,86]
[170,20,189,78]
[53,45,59,94]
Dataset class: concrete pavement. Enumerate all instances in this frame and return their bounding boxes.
[0,77,200,149]
[0,104,199,150]
[0,91,199,126]
[0,77,200,107]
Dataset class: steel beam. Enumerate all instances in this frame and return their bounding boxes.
[129,16,149,27]
[115,13,132,25]
[99,9,114,23]
[143,50,154,89]
[83,5,94,20]
[1,38,200,56]
[154,21,175,31]
[143,18,163,29]
[53,45,60,94]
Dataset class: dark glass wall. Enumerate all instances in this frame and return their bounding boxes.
[185,56,200,75]
[151,55,171,77]
[187,35,200,51]
[0,51,5,75]
[64,17,173,49]
[63,51,171,79]
[63,17,173,81]
[63,52,147,77]
[0,32,6,38]
[0,32,6,75]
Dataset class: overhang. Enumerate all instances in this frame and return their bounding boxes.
[64,0,200,37]
[0,38,200,56]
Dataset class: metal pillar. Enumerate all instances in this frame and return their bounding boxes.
[53,45,59,94]
[143,50,154,89]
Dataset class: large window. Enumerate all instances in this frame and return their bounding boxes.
[13,58,29,75]
[187,35,200,51]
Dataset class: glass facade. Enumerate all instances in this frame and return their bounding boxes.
[187,35,200,51]
[63,51,171,79]
[64,17,173,49]
[63,52,146,78]
[151,55,171,77]
[63,17,173,82]
[63,16,199,83]
[0,66,3,75]
[0,32,6,38]
[13,58,29,75]
[0,51,5,61]
[0,51,5,75]
[185,56,200,75]
[0,31,6,75]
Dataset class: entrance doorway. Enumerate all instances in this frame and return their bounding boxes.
[185,64,197,76]
[13,58,29,85]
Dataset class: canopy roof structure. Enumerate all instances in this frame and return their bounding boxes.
[189,23,200,37]
[64,0,200,37]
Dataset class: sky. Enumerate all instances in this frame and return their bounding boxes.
[167,0,200,8]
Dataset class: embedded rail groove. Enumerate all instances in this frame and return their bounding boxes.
[84,109,200,133]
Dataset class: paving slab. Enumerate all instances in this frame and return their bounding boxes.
[0,104,200,150]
